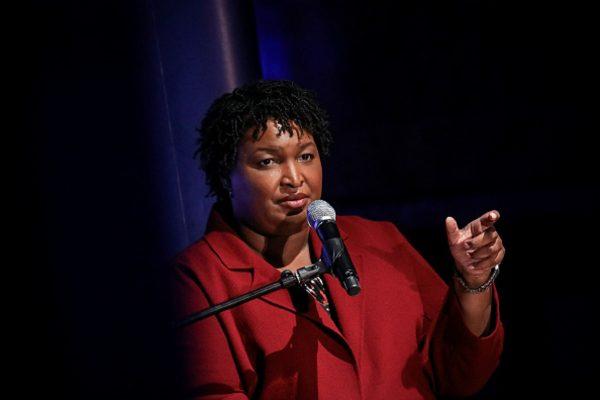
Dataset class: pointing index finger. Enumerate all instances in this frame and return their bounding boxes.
[468,210,500,237]
[487,210,500,223]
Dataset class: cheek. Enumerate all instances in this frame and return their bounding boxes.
[308,162,323,197]
[312,173,323,197]
[231,169,279,205]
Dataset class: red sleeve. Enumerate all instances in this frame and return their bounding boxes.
[171,262,251,399]
[429,284,504,397]
[384,222,504,397]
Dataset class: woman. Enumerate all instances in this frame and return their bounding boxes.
[172,80,505,399]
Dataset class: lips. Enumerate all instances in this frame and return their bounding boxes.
[279,193,310,209]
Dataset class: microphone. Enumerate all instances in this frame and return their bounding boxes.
[307,200,361,296]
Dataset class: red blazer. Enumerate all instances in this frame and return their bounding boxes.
[172,207,504,399]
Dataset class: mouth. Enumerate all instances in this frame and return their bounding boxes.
[279,197,309,210]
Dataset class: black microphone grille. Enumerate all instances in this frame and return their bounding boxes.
[307,199,336,230]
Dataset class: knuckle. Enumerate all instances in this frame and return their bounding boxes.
[477,261,490,270]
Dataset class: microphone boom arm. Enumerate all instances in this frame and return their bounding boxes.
[173,260,329,329]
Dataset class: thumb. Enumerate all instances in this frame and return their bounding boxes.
[445,216,460,244]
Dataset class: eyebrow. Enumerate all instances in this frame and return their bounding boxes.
[253,142,316,153]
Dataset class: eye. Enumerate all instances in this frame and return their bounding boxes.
[258,158,276,167]
[298,153,315,162]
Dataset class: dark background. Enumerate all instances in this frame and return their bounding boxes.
[14,0,597,398]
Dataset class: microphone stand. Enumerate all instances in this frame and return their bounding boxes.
[173,260,328,329]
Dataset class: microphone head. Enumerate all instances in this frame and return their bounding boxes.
[307,199,336,230]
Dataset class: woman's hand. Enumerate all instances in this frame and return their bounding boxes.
[445,211,505,287]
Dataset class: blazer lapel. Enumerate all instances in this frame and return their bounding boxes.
[248,245,346,340]
[203,207,363,353]
[310,228,366,365]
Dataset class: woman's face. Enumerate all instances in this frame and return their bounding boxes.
[230,119,323,236]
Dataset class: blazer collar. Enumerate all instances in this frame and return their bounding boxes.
[203,207,255,271]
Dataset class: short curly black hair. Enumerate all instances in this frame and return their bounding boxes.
[195,79,333,203]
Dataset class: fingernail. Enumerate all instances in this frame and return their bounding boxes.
[464,242,472,249]
[466,250,475,256]
[490,212,497,220]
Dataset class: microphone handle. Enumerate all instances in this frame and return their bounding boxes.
[318,222,361,296]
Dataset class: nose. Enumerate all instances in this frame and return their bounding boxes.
[280,160,304,188]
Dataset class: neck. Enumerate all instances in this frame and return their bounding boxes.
[235,223,311,270]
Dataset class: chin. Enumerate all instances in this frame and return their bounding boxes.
[272,213,308,236]
[285,208,306,217]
